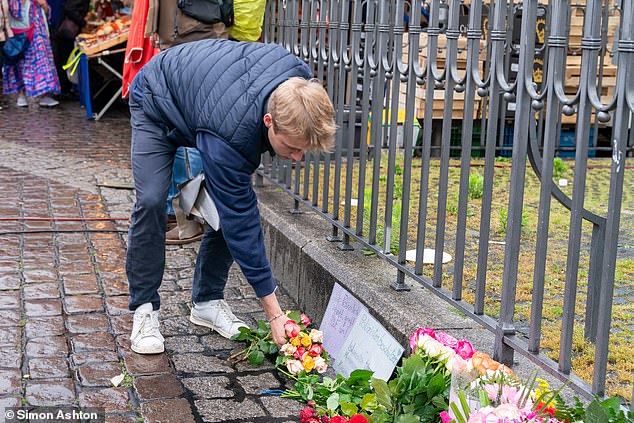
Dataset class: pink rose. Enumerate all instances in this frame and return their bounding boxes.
[436,332,458,349]
[313,356,328,373]
[308,344,323,357]
[300,313,311,326]
[284,320,301,338]
[455,340,475,359]
[294,347,307,360]
[409,327,436,351]
[439,411,453,423]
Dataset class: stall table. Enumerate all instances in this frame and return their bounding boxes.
[77,31,128,120]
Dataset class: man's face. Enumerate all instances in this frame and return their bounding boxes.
[264,113,309,161]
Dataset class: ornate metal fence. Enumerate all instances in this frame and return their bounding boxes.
[257,0,634,400]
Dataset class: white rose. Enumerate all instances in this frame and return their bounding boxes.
[438,345,456,362]
[313,356,328,373]
[446,355,467,374]
[286,359,305,375]
[423,337,442,358]
[280,343,297,357]
[309,329,323,343]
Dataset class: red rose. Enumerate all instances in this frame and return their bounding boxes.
[349,415,368,423]
[330,416,348,423]
[294,347,307,360]
[308,344,323,357]
[300,408,316,423]
[301,313,312,326]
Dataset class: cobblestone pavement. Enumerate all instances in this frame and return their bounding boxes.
[0,98,302,422]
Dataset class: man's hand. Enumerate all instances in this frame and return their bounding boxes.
[260,291,286,346]
[269,313,287,345]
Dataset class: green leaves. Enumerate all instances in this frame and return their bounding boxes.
[229,321,277,366]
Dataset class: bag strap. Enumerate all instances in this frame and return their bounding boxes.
[184,148,192,180]
[62,47,83,76]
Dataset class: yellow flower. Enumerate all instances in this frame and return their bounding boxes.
[290,336,301,347]
[300,335,312,348]
[303,355,315,372]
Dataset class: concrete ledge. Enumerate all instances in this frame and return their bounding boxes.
[256,181,585,402]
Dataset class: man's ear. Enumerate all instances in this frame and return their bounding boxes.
[263,113,273,129]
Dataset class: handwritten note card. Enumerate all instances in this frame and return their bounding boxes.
[334,309,405,381]
[319,283,367,360]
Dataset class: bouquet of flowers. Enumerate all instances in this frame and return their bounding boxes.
[299,407,369,423]
[410,327,477,367]
[276,311,329,375]
[440,368,565,423]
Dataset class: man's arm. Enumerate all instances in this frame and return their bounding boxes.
[197,132,286,344]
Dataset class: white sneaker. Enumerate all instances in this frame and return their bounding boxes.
[189,299,248,339]
[130,303,164,354]
[39,96,59,107]
[16,94,27,107]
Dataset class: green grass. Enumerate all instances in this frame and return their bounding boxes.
[290,155,634,401]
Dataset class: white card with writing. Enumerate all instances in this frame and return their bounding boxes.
[319,283,367,360]
[334,309,405,381]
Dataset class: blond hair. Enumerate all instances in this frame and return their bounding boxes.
[267,78,336,152]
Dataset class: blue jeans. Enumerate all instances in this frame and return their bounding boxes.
[166,147,203,216]
[127,78,233,311]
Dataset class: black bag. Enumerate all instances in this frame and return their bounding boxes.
[58,17,81,40]
[2,33,29,66]
[176,0,233,27]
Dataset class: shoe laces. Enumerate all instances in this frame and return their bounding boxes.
[135,310,160,338]
[217,300,240,324]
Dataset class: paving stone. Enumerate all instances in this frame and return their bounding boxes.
[23,282,60,300]
[159,317,208,337]
[0,369,22,395]
[77,361,122,387]
[102,278,129,296]
[234,356,277,372]
[0,275,20,290]
[26,336,69,357]
[141,398,196,423]
[181,376,233,399]
[78,387,130,414]
[194,398,266,422]
[171,353,233,374]
[0,397,21,413]
[0,346,21,367]
[71,332,116,352]
[0,290,20,308]
[62,276,100,295]
[109,314,133,335]
[22,269,57,284]
[226,298,263,314]
[104,416,140,423]
[71,350,120,367]
[0,326,20,345]
[105,296,131,316]
[200,333,240,351]
[237,373,282,395]
[134,373,184,400]
[158,303,186,319]
[259,396,304,418]
[0,309,21,326]
[26,316,65,337]
[164,335,204,354]
[25,379,75,406]
[24,299,62,317]
[28,357,71,379]
[64,295,104,314]
[66,313,110,333]
[122,352,172,376]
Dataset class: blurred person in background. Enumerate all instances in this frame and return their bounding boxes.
[3,0,60,107]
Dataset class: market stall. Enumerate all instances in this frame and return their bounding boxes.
[75,14,131,119]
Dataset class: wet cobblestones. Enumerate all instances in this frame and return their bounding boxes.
[0,99,300,422]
